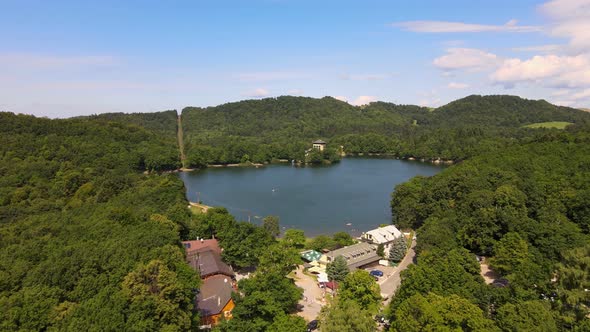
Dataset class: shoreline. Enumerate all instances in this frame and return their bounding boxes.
[177,155,454,172]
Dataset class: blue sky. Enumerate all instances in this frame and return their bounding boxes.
[1,0,589,117]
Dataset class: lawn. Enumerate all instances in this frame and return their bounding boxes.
[522,121,572,129]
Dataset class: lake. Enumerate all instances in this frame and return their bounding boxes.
[179,158,444,237]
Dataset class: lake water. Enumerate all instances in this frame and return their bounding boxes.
[179,158,444,237]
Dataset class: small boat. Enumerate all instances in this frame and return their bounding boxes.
[345,222,352,226]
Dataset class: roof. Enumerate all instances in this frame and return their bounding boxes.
[325,242,380,269]
[301,250,322,262]
[363,225,402,244]
[182,239,222,255]
[196,275,234,317]
[187,249,234,278]
[325,281,338,290]
[313,140,326,144]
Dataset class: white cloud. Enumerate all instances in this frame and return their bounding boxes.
[540,0,590,19]
[333,96,348,102]
[242,88,270,98]
[447,82,470,89]
[540,0,590,51]
[571,88,590,100]
[433,48,500,71]
[393,20,541,33]
[418,98,442,107]
[512,44,562,52]
[351,96,377,106]
[491,54,590,88]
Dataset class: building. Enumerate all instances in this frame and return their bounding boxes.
[188,249,235,279]
[196,275,235,328]
[360,225,403,259]
[183,239,234,279]
[312,140,327,151]
[183,238,236,327]
[319,242,380,270]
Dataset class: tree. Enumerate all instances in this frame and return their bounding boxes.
[263,215,280,237]
[320,300,375,332]
[121,260,195,331]
[308,235,336,251]
[267,313,307,332]
[490,232,530,276]
[389,236,407,262]
[332,232,354,248]
[326,256,349,283]
[258,243,301,276]
[495,300,557,332]
[391,293,499,332]
[283,229,306,249]
[377,243,385,258]
[338,270,381,313]
[555,244,590,326]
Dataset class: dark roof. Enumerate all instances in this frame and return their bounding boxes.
[196,275,234,317]
[182,239,221,255]
[313,140,327,144]
[187,249,234,278]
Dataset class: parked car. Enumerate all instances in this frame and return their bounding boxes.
[370,270,384,277]
[307,319,319,331]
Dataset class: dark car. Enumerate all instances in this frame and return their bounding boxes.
[370,270,384,277]
[307,319,319,331]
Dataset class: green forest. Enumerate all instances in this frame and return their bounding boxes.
[1,94,589,331]
[181,95,590,166]
[388,125,590,331]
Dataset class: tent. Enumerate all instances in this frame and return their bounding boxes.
[300,250,322,262]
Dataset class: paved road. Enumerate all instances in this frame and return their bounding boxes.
[378,239,416,304]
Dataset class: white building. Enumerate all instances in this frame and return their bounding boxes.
[312,140,326,151]
[360,225,403,258]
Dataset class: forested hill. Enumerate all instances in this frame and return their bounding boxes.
[79,110,179,142]
[431,95,589,127]
[180,95,590,166]
[387,125,590,331]
[0,112,197,330]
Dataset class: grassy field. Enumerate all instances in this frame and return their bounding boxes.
[523,121,573,129]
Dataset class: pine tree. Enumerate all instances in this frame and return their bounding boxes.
[326,255,349,282]
[389,236,407,262]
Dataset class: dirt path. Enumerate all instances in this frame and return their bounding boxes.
[480,261,499,285]
[177,114,186,168]
[293,265,325,321]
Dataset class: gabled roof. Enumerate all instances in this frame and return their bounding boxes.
[363,225,402,244]
[325,242,380,269]
[182,239,222,255]
[313,140,326,144]
[196,275,234,317]
[187,249,234,278]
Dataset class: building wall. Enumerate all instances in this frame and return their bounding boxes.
[313,143,325,151]
[201,299,235,326]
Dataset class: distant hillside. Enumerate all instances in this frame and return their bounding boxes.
[580,108,590,112]
[180,95,590,166]
[431,95,589,127]
[81,110,179,140]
